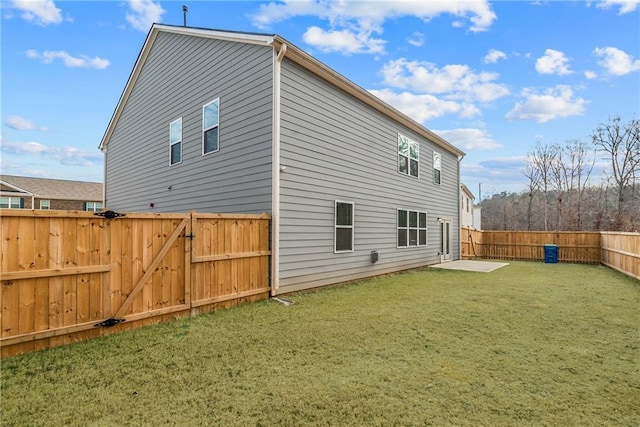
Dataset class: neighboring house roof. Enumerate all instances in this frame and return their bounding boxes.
[0,175,103,201]
[461,184,475,200]
[99,24,465,158]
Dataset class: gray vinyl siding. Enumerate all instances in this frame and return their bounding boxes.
[278,59,460,293]
[105,32,273,214]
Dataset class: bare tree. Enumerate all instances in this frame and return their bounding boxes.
[523,161,541,230]
[563,140,594,230]
[528,142,558,231]
[592,117,640,229]
[550,143,568,230]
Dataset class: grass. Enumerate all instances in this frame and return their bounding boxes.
[1,261,639,426]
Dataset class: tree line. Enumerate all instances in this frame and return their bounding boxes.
[480,116,640,232]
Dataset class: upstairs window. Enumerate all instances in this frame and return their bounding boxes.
[203,99,220,155]
[169,118,182,166]
[397,209,427,247]
[40,199,50,210]
[0,197,24,209]
[335,201,354,253]
[433,152,441,185]
[398,134,419,178]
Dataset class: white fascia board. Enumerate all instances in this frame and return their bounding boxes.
[0,180,34,196]
[99,26,159,151]
[154,24,275,46]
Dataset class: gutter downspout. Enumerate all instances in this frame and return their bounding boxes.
[102,147,107,208]
[457,154,465,260]
[271,43,287,296]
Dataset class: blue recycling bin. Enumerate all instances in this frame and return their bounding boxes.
[544,244,559,263]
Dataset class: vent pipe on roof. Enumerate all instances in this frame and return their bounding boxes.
[182,5,188,27]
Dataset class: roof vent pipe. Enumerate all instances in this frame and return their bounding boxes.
[182,5,188,27]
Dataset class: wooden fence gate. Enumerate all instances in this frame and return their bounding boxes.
[0,210,270,357]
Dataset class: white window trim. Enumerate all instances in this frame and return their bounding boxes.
[84,201,103,212]
[40,199,50,210]
[397,208,428,248]
[334,200,354,254]
[433,151,442,185]
[169,117,183,166]
[397,133,420,179]
[202,98,220,156]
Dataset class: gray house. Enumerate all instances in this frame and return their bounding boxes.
[100,24,465,295]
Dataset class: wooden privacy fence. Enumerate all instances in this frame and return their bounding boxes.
[461,227,639,279]
[600,232,640,280]
[1,210,270,357]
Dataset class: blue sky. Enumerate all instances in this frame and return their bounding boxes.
[2,0,639,199]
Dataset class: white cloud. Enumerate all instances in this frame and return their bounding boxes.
[125,0,165,32]
[369,89,479,123]
[380,58,509,103]
[479,157,528,171]
[251,0,495,55]
[0,141,102,166]
[302,26,385,54]
[462,157,529,193]
[593,46,640,76]
[433,128,503,151]
[483,49,507,64]
[5,115,47,131]
[505,85,589,123]
[596,0,640,14]
[407,32,424,47]
[26,49,110,69]
[11,0,62,25]
[535,49,572,75]
[584,70,598,79]
[251,0,496,32]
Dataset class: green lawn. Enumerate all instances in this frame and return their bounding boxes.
[2,262,639,426]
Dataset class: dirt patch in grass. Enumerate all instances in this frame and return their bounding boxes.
[2,262,639,425]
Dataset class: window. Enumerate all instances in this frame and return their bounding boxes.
[466,197,470,212]
[170,118,182,165]
[203,99,219,155]
[335,201,354,253]
[84,202,103,212]
[40,200,50,210]
[433,152,441,184]
[397,209,427,247]
[0,197,24,209]
[398,134,419,178]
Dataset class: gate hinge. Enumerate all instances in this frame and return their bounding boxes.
[94,210,126,219]
[94,318,125,328]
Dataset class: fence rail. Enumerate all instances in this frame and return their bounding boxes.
[1,210,270,357]
[462,227,639,279]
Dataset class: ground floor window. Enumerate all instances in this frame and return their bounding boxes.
[335,201,354,253]
[84,202,103,212]
[397,209,427,247]
[40,199,50,210]
[0,197,24,209]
